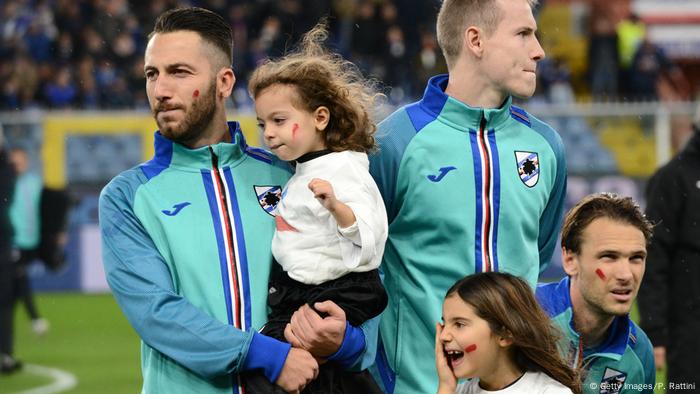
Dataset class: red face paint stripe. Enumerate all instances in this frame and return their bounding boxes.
[292,123,299,139]
[465,344,477,353]
[595,268,606,280]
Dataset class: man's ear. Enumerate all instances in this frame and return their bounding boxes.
[314,106,330,131]
[465,26,484,58]
[217,67,235,99]
[561,248,579,276]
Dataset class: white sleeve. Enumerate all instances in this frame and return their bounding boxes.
[333,169,388,270]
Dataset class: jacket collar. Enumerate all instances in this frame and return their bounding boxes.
[150,121,247,171]
[420,74,514,132]
[556,277,632,360]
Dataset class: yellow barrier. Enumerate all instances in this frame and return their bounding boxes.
[42,114,261,188]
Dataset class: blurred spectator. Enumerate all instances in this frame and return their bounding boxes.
[383,25,410,102]
[76,56,99,108]
[539,57,575,103]
[8,147,49,336]
[628,39,688,101]
[412,30,447,96]
[616,12,645,93]
[23,19,53,63]
[587,0,620,99]
[43,66,76,108]
[351,1,383,75]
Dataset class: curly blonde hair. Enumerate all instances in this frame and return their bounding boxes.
[248,22,380,153]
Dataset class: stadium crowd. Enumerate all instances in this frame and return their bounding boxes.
[0,0,448,110]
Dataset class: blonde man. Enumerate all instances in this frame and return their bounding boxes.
[369,0,567,392]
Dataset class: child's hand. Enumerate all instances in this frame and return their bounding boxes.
[308,178,337,212]
[435,322,457,394]
[308,178,357,228]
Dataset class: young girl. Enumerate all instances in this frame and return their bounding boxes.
[245,23,387,393]
[436,272,581,394]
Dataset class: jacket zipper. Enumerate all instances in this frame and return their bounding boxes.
[209,146,242,329]
[477,116,492,272]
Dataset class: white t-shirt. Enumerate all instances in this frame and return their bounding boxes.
[272,150,388,284]
[456,371,573,394]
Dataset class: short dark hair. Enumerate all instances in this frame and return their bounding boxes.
[561,193,653,254]
[149,7,232,69]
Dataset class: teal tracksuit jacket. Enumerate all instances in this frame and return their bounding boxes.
[368,74,567,394]
[537,277,656,394]
[100,123,377,393]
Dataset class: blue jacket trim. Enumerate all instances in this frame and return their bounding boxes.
[242,331,291,383]
[510,105,531,127]
[141,132,173,180]
[469,131,484,273]
[374,337,396,393]
[327,321,366,368]
[201,169,235,326]
[487,129,501,272]
[223,168,252,328]
[405,74,449,132]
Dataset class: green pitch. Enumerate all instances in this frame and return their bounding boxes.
[0,294,668,394]
[0,293,141,394]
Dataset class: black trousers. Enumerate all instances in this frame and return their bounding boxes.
[0,250,15,356]
[14,249,40,320]
[244,268,387,393]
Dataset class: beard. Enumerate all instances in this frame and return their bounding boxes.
[153,80,218,146]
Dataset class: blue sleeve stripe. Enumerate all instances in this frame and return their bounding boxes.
[140,133,173,180]
[510,106,531,127]
[245,147,273,164]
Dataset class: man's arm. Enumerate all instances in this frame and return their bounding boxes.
[538,134,567,272]
[285,301,380,371]
[99,174,292,381]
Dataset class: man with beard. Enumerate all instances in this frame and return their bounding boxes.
[99,7,377,393]
[536,193,656,394]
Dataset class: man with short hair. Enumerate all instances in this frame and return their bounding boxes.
[100,7,377,393]
[369,0,566,392]
[537,193,656,394]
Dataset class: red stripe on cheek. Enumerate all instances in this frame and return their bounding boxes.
[465,344,477,353]
[292,123,299,140]
[595,268,606,280]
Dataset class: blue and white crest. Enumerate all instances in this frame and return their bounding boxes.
[599,367,627,394]
[515,151,539,187]
[254,185,282,216]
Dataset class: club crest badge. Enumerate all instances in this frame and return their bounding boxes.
[599,367,627,394]
[254,185,282,216]
[515,151,539,187]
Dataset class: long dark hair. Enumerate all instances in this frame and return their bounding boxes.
[446,272,582,394]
